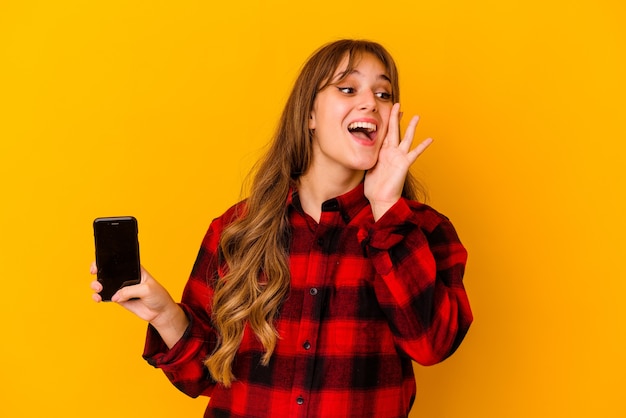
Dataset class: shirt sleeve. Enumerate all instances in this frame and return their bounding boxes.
[142,215,227,398]
[359,198,473,366]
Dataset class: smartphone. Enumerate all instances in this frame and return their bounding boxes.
[93,216,141,301]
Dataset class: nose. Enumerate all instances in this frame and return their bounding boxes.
[358,90,377,112]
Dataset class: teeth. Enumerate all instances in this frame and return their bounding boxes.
[348,121,377,132]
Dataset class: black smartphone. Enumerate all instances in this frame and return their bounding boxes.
[93,216,141,301]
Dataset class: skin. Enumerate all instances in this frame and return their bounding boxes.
[300,53,433,222]
[90,52,432,348]
[90,263,188,348]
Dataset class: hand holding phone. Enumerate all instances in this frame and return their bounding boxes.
[93,216,141,301]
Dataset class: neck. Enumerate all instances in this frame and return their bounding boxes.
[297,165,364,222]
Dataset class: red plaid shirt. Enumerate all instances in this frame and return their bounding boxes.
[143,183,472,418]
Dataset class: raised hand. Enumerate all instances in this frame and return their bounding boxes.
[364,103,433,221]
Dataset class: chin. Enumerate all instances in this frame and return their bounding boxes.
[343,154,379,172]
[360,158,379,171]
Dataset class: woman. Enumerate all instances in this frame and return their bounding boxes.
[91,39,472,418]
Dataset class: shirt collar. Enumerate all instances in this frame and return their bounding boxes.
[287,181,369,224]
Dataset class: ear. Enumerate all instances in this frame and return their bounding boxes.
[308,110,316,130]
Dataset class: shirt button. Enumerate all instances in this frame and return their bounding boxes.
[296,396,304,405]
[309,287,318,296]
[317,238,324,247]
[303,341,311,350]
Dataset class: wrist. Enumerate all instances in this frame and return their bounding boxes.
[150,304,189,348]
[370,199,398,222]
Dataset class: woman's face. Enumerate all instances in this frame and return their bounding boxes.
[308,53,394,178]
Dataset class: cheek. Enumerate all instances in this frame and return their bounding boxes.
[374,139,385,154]
[378,109,393,138]
[381,105,393,122]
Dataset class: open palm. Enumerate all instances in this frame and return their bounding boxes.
[364,103,433,220]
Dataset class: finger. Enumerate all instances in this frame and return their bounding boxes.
[111,282,143,303]
[90,280,103,292]
[399,115,420,152]
[385,103,401,146]
[407,137,434,163]
[140,265,152,283]
[111,267,154,302]
[92,292,103,303]
[90,261,97,275]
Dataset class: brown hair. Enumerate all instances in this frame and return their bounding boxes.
[206,39,424,386]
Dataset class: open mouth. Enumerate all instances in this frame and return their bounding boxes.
[348,121,377,141]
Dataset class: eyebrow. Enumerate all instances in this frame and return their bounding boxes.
[332,69,392,84]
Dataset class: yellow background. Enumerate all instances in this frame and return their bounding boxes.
[1,1,624,417]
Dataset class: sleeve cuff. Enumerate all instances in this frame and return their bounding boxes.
[142,304,197,368]
[365,198,418,250]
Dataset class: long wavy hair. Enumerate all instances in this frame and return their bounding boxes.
[205,39,425,386]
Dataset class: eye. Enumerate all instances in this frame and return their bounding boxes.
[375,91,392,100]
[337,86,355,94]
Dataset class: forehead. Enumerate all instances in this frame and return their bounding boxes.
[332,52,391,82]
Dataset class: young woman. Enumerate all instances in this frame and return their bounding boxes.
[90,39,472,418]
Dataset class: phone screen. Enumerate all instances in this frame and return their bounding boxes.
[93,216,141,301]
